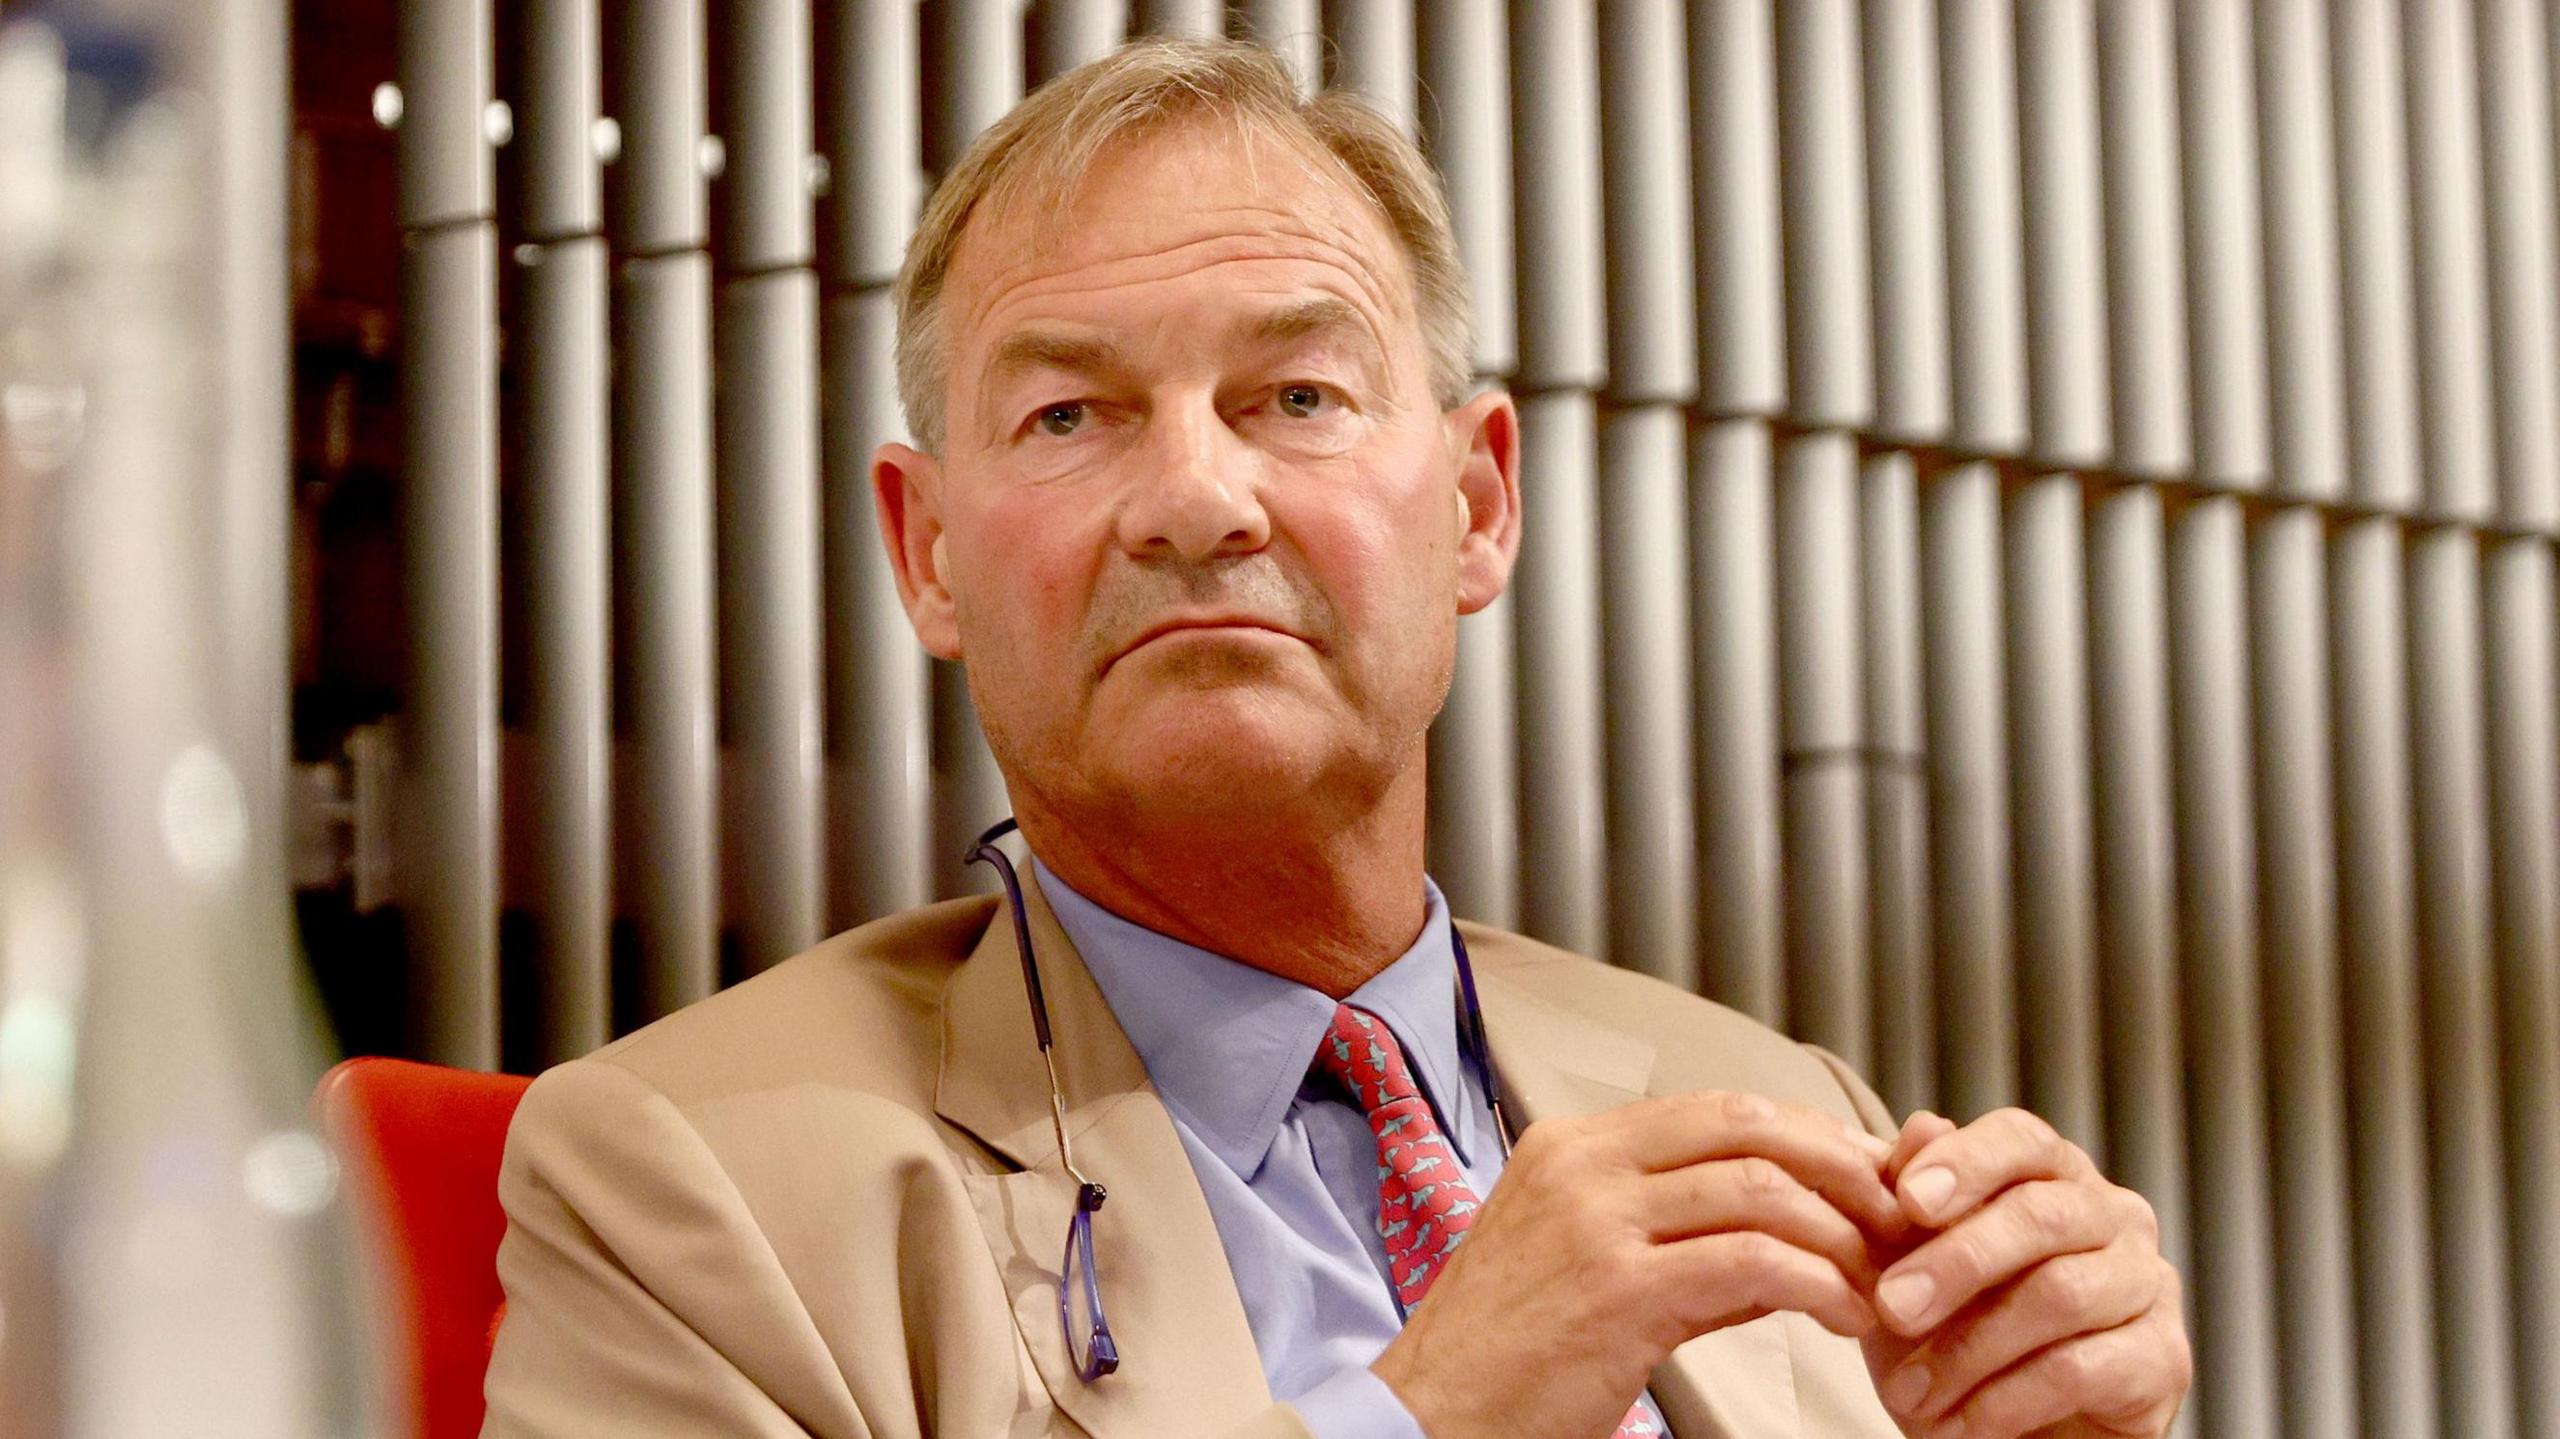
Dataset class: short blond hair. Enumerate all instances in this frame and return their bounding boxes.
[892,37,1475,453]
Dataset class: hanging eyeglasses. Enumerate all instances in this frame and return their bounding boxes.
[967,819,1121,1381]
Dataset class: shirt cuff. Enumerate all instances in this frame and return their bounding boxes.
[1287,1366,1429,1439]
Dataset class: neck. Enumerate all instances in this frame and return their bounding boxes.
[1015,775,1431,999]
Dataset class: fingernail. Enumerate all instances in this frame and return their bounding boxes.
[1877,1270,1937,1328]
[1882,1364,1932,1414]
[1904,1164,1956,1219]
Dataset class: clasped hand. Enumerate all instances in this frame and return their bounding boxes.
[1371,1093,2190,1439]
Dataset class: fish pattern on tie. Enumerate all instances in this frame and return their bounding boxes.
[1312,1004,1661,1437]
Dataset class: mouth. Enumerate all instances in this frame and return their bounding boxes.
[1109,614,1310,671]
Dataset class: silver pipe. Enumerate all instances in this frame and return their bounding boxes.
[516,236,613,1061]
[612,251,722,1021]
[1776,430,1869,1069]
[397,0,495,229]
[2003,473,2102,1155]
[2012,0,2108,469]
[815,0,928,922]
[1418,0,1517,379]
[1325,0,1414,132]
[2167,495,2282,1439]
[1507,0,1606,392]
[2402,0,2498,525]
[2484,537,2560,1439]
[713,0,816,274]
[1428,592,1520,930]
[1596,0,1694,406]
[1920,459,2018,1117]
[2247,503,2361,1439]
[199,0,302,1141]
[514,0,611,1061]
[607,0,709,254]
[1513,391,1609,956]
[2176,0,2272,490]
[1692,418,1784,1024]
[2406,525,2518,1439]
[2327,0,2423,513]
[518,0,602,241]
[395,0,498,1067]
[1858,0,1948,445]
[2254,0,2349,504]
[1133,0,1216,38]
[2094,0,2189,479]
[398,223,500,1069]
[2084,483,2192,1302]
[935,668,1013,896]
[924,0,1028,173]
[1772,0,1871,429]
[1687,0,1785,417]
[920,0,1025,894]
[1233,0,1320,94]
[1030,0,1129,83]
[1934,0,2029,456]
[1861,449,1934,1115]
[714,270,828,969]
[819,289,935,925]
[2254,18,2358,1431]
[2476,0,2560,532]
[818,0,922,287]
[2330,514,2441,1439]
[1600,404,1697,990]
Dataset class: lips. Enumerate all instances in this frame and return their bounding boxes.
[1112,614,1308,668]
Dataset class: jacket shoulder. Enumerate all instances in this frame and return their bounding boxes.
[567,895,1001,1111]
[1455,922,1895,1132]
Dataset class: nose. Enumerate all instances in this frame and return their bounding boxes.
[1112,392,1271,560]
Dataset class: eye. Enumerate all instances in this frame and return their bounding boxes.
[1034,401,1087,437]
[1276,384,1331,419]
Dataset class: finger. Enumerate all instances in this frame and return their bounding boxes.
[1871,1178,2138,1337]
[1931,1310,2191,1439]
[1893,1108,2092,1229]
[1878,1243,2163,1426]
[1883,1111,1958,1188]
[1642,1155,1886,1287]
[1602,1092,1909,1240]
[1657,1229,1881,1342]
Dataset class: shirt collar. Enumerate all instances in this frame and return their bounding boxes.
[1033,857,1473,1180]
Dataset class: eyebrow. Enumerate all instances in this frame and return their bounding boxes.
[1243,297,1389,378]
[984,330,1130,389]
[974,296,1395,434]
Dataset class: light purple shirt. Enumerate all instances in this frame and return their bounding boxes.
[1038,859,1668,1439]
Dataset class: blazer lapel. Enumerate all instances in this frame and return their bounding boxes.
[934,866,1272,1437]
[1476,967,1805,1439]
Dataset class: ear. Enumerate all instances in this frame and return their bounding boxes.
[872,441,963,660]
[1446,389,1522,615]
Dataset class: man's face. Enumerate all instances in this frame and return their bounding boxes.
[874,121,1518,834]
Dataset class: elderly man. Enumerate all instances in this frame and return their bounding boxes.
[483,38,2189,1439]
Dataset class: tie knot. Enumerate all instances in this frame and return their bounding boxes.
[1312,1003,1422,1117]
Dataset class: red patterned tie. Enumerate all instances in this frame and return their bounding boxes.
[1313,1004,1660,1437]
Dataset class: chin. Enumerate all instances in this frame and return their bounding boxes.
[1097,691,1361,811]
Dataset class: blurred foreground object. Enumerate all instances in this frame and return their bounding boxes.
[0,6,374,1436]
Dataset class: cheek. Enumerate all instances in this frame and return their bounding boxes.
[1283,451,1461,619]
[953,487,1108,658]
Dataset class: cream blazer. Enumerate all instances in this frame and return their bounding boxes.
[481,870,1906,1438]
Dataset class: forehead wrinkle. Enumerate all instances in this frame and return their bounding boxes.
[946,156,1420,352]
[960,216,1410,354]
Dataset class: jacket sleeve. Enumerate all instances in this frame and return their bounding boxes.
[1803,1043,1902,1143]
[480,1058,857,1439]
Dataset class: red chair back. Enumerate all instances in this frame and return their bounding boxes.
[316,1055,532,1439]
